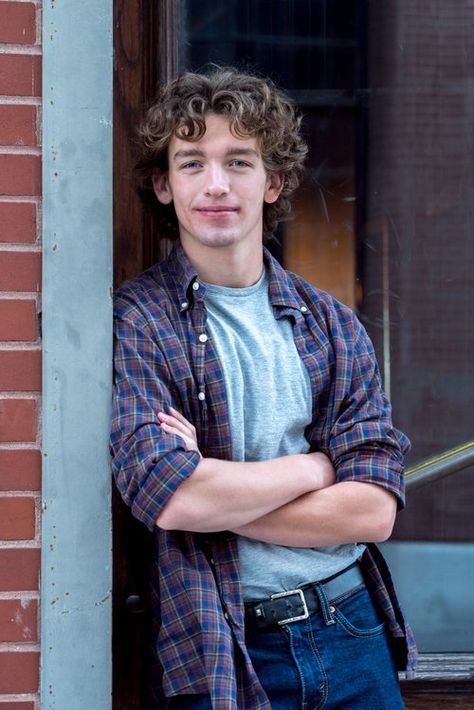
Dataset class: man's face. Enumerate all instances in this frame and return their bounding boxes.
[152,113,282,256]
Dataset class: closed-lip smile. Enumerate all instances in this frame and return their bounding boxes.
[195,206,239,213]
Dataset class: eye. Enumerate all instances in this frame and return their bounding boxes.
[229,159,252,168]
[180,160,203,170]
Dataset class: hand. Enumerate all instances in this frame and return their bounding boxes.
[158,407,203,459]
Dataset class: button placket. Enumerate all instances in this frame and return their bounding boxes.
[189,300,208,425]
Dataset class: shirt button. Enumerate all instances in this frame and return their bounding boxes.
[198,333,208,343]
[192,281,200,291]
[180,300,189,310]
[300,305,308,313]
[198,391,206,401]
[224,611,230,621]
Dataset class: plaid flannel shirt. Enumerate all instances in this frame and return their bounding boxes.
[110,243,417,708]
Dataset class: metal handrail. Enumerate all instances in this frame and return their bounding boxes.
[405,440,474,491]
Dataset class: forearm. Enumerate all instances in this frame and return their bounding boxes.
[232,481,397,547]
[156,452,333,532]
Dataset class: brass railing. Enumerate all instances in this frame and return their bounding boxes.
[405,440,474,491]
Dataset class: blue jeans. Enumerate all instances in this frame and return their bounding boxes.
[168,584,404,709]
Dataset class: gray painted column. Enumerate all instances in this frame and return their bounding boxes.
[41,2,113,708]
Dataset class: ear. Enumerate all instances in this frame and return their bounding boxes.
[264,173,284,204]
[152,169,173,205]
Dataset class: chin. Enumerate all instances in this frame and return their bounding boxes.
[197,233,241,248]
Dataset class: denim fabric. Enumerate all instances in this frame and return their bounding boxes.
[168,584,404,709]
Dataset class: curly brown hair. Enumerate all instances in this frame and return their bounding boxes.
[135,66,308,240]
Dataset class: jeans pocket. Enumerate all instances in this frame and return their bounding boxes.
[332,585,386,638]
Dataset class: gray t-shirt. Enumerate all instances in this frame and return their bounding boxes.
[204,269,364,601]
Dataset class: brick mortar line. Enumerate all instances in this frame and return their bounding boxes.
[0,392,39,398]
[0,445,40,453]
[0,540,41,550]
[0,345,41,353]
[0,44,41,55]
[35,3,42,47]
[0,442,39,449]
[0,343,41,350]
[0,294,40,300]
[0,146,41,155]
[0,643,40,652]
[0,244,41,252]
[0,345,42,351]
[0,195,40,202]
[0,96,41,105]
[0,293,39,300]
[34,491,40,538]
[0,492,40,497]
[0,243,42,251]
[35,199,42,242]
[0,591,39,600]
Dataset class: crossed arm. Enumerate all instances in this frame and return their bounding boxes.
[156,409,397,546]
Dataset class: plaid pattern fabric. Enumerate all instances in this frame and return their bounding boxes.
[110,243,417,707]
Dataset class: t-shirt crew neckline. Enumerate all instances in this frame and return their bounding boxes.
[201,268,266,298]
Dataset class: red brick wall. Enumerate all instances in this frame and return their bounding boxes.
[0,1,41,708]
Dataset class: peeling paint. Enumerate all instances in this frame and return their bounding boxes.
[22,626,34,640]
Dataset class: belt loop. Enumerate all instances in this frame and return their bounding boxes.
[314,583,336,626]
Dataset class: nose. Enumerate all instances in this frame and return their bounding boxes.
[205,164,230,197]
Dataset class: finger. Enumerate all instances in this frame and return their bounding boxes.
[168,407,195,431]
[158,412,192,437]
[161,423,201,458]
[160,421,193,445]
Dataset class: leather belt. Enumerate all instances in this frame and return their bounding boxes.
[244,563,364,630]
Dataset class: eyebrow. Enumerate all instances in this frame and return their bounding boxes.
[172,147,259,162]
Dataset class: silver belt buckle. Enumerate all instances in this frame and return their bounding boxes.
[270,588,309,625]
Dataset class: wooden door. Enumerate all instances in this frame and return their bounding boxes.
[113,1,166,707]
[112,1,474,707]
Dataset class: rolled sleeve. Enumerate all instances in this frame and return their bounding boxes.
[110,308,201,531]
[328,316,410,509]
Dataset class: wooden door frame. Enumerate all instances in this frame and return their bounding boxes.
[113,1,181,707]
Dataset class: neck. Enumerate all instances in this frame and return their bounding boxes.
[180,241,264,288]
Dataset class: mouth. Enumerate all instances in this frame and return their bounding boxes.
[195,206,239,215]
[194,207,239,223]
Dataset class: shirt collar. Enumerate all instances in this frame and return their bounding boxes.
[166,242,202,311]
[263,246,305,312]
[166,241,305,313]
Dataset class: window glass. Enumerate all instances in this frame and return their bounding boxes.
[177,0,474,653]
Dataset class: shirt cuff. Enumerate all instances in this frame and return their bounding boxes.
[131,448,202,531]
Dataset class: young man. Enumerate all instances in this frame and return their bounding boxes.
[111,67,416,709]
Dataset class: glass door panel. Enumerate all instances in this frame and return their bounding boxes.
[176,0,474,655]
